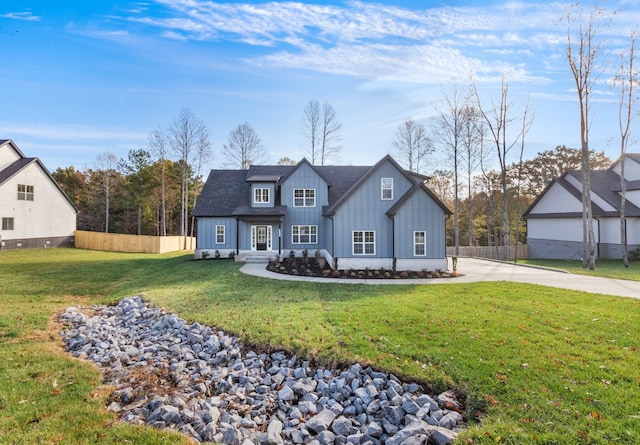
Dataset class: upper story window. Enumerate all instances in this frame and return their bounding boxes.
[293,189,316,207]
[414,231,426,256]
[18,184,34,201]
[254,187,270,204]
[381,178,393,200]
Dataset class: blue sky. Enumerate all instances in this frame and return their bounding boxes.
[1,1,639,173]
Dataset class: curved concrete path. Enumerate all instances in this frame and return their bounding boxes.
[240,257,640,299]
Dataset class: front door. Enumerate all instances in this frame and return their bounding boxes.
[256,226,268,251]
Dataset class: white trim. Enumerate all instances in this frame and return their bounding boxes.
[352,230,375,255]
[251,225,272,251]
[215,224,225,244]
[414,230,426,256]
[254,187,270,204]
[291,225,318,244]
[293,188,316,207]
[381,178,393,200]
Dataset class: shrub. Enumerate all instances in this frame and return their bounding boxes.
[214,250,221,259]
[201,251,210,260]
[228,251,235,260]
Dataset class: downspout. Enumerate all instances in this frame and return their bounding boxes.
[278,219,282,256]
[235,218,239,256]
[329,215,335,269]
[596,218,601,258]
[391,215,395,260]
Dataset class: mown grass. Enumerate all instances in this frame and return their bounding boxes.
[522,259,640,281]
[0,248,639,444]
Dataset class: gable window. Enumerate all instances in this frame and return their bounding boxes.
[293,189,316,207]
[254,187,270,204]
[292,225,317,244]
[2,217,14,231]
[414,231,426,256]
[353,230,375,255]
[381,178,393,200]
[17,184,34,201]
[216,225,225,244]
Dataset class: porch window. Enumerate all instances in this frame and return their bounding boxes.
[17,184,34,201]
[216,225,225,244]
[353,230,375,255]
[381,178,393,200]
[293,189,315,207]
[254,187,270,204]
[414,231,426,256]
[292,225,317,244]
[2,217,14,230]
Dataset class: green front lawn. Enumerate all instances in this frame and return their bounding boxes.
[522,259,640,281]
[1,248,639,444]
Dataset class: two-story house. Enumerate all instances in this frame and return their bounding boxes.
[524,153,640,259]
[193,155,451,271]
[0,139,77,250]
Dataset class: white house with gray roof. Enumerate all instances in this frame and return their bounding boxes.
[524,153,640,259]
[0,139,77,250]
[193,155,451,271]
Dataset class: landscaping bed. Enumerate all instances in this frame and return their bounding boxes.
[267,254,454,279]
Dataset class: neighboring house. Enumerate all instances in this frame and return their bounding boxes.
[193,155,451,271]
[524,153,640,259]
[0,139,77,250]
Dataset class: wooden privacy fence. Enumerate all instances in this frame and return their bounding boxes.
[447,244,528,261]
[75,230,195,254]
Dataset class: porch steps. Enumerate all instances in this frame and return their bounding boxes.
[243,255,272,264]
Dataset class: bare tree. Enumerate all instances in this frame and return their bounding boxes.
[391,117,433,173]
[473,77,525,256]
[513,97,535,262]
[148,128,169,236]
[433,82,468,255]
[320,102,342,165]
[565,3,607,270]
[94,152,118,233]
[461,105,484,246]
[302,100,321,164]
[168,108,211,243]
[222,122,267,169]
[615,30,638,267]
[302,100,342,165]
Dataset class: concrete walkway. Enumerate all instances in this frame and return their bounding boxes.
[240,257,640,299]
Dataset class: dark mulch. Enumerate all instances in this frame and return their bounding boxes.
[266,257,455,279]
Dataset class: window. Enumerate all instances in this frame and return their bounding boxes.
[254,187,270,204]
[381,178,393,200]
[353,230,375,255]
[17,184,34,201]
[414,231,426,256]
[293,189,316,207]
[2,217,14,231]
[292,225,317,244]
[216,225,225,244]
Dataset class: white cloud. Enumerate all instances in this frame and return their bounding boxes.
[4,123,145,142]
[0,11,41,21]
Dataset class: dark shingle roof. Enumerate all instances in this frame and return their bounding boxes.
[0,157,35,186]
[194,156,447,218]
[525,166,640,218]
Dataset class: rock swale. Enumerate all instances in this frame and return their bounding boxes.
[59,296,463,444]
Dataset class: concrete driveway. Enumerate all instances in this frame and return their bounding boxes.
[240,257,640,299]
